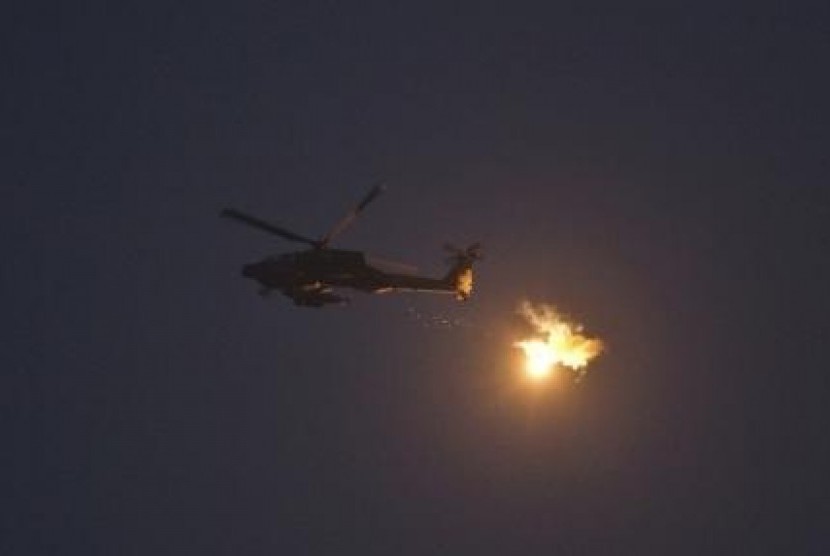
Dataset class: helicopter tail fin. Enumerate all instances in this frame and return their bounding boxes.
[443,243,482,300]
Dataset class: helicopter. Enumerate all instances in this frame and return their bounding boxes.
[221,183,482,307]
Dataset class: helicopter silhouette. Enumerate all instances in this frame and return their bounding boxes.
[221,183,481,307]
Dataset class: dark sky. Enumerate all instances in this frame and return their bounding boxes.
[4,2,830,554]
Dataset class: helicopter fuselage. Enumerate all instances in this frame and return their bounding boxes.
[241,248,468,299]
[242,250,391,292]
[222,184,478,307]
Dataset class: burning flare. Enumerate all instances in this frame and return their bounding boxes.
[514,301,603,380]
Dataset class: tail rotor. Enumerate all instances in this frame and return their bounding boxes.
[443,242,483,264]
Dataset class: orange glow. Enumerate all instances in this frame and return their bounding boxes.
[455,268,473,300]
[513,301,603,381]
[516,339,559,380]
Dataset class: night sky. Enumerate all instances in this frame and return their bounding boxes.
[5,3,830,554]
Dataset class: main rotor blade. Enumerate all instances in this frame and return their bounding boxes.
[221,208,318,246]
[318,182,385,248]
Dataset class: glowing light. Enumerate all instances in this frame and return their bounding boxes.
[516,339,558,379]
[513,301,603,381]
[455,268,473,300]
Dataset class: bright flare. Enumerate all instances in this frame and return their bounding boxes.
[514,301,603,380]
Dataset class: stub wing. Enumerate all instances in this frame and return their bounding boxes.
[282,285,349,307]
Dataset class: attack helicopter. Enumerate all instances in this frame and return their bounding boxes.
[221,183,481,307]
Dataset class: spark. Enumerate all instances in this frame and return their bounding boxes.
[513,301,603,381]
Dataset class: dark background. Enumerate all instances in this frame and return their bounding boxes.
[4,2,829,554]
